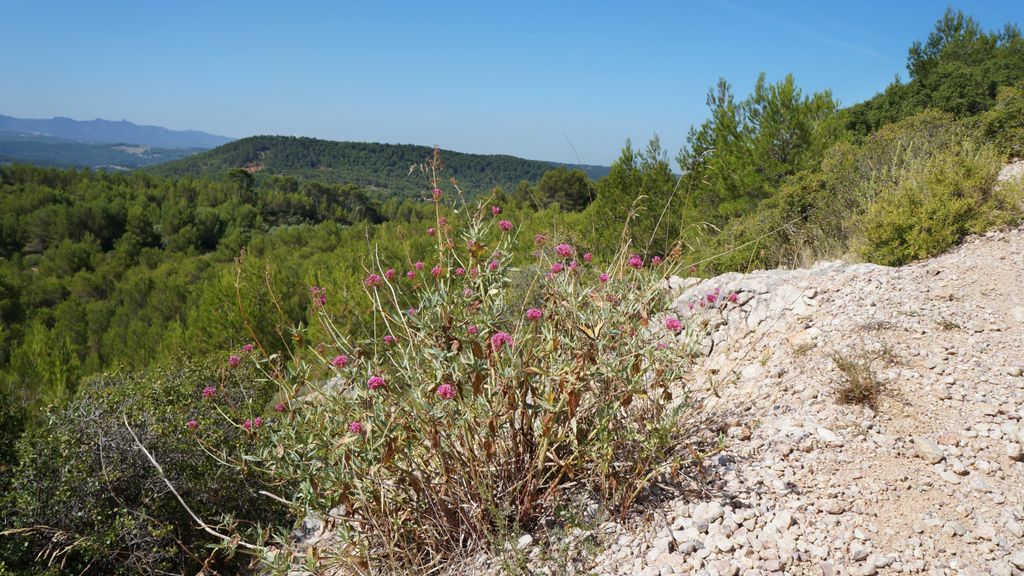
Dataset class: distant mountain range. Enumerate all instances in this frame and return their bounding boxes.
[148,135,610,198]
[0,114,233,149]
[0,114,610,193]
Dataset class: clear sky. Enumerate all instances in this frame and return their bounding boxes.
[1,0,1020,165]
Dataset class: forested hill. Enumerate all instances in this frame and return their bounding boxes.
[147,135,610,198]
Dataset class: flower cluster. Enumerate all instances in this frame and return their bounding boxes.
[682,286,744,312]
[436,383,456,400]
[218,188,701,571]
[309,285,327,307]
[490,331,513,350]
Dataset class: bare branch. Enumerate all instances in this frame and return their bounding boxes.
[122,415,264,553]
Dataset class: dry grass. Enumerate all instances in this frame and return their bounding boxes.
[831,353,884,408]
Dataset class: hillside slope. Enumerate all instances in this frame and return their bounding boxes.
[463,170,1024,576]
[147,135,610,198]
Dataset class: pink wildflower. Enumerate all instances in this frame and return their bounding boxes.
[534,233,547,246]
[427,227,436,236]
[414,261,425,270]
[202,386,216,399]
[365,273,382,288]
[489,260,499,271]
[242,419,252,431]
[467,325,479,335]
[436,383,456,400]
[627,254,643,269]
[385,268,396,280]
[310,285,327,306]
[384,334,396,345]
[439,216,447,227]
[568,261,578,272]
[526,308,543,321]
[408,307,416,316]
[727,292,739,303]
[349,421,364,434]
[664,316,683,333]
[186,419,198,430]
[242,343,254,353]
[463,288,473,298]
[331,355,348,368]
[228,355,240,367]
[253,417,263,428]
[583,252,593,263]
[492,205,501,215]
[367,375,386,390]
[498,219,513,232]
[490,331,513,350]
[705,292,718,304]
[599,272,610,283]
[431,265,442,278]
[407,270,416,279]
[274,403,286,412]
[455,267,466,276]
[555,243,575,258]
[652,255,662,266]
[432,188,443,201]
[551,262,564,273]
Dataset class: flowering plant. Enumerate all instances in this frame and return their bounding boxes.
[225,180,703,571]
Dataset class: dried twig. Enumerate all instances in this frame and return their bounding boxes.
[122,415,263,553]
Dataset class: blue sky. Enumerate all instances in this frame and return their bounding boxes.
[1,0,1020,165]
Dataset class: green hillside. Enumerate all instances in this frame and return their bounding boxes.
[147,135,609,198]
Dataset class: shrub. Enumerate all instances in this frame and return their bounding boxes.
[688,109,1024,273]
[0,357,286,575]
[980,82,1024,160]
[832,353,883,408]
[858,141,1021,265]
[234,190,704,573]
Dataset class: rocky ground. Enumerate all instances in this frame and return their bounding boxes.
[485,215,1024,573]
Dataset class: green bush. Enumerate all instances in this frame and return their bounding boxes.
[0,398,28,575]
[230,190,704,573]
[980,83,1024,160]
[858,142,1021,265]
[0,357,287,575]
[684,109,1023,273]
